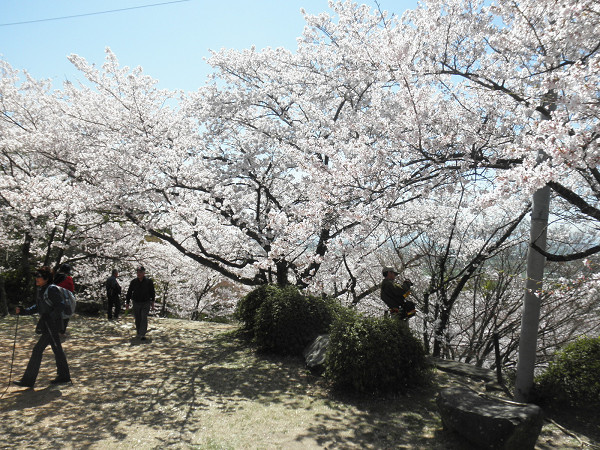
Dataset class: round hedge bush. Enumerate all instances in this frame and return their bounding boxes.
[534,335,600,408]
[252,284,342,356]
[325,309,429,394]
[234,284,274,331]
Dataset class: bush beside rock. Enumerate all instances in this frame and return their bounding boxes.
[237,284,341,356]
[534,335,600,409]
[325,309,429,394]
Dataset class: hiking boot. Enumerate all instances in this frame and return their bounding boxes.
[13,380,34,388]
[50,377,71,385]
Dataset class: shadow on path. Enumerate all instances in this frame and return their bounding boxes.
[0,314,595,449]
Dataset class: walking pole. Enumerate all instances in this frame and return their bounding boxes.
[0,314,19,399]
[8,314,19,383]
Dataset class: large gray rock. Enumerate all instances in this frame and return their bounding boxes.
[437,386,543,450]
[303,334,330,374]
[74,300,103,316]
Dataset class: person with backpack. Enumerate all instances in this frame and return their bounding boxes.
[125,266,155,341]
[54,263,75,338]
[105,269,122,320]
[13,266,71,388]
[380,266,416,320]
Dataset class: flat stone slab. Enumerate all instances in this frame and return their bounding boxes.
[437,386,543,449]
[428,356,496,382]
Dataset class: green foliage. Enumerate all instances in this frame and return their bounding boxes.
[326,310,430,394]
[251,284,342,356]
[2,267,33,307]
[234,284,274,331]
[534,335,600,408]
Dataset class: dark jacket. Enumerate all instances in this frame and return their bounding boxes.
[380,278,410,309]
[106,275,122,298]
[19,284,64,333]
[126,277,155,304]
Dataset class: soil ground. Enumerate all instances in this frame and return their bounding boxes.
[1,314,598,449]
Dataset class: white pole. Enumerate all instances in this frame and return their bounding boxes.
[514,183,550,402]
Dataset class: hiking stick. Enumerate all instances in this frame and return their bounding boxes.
[0,314,19,399]
[8,314,19,383]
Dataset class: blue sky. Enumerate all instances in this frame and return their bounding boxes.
[0,0,417,92]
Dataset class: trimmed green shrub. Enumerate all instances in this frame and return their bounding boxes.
[234,284,275,331]
[253,284,342,356]
[534,335,600,408]
[326,309,429,394]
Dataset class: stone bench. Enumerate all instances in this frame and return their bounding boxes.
[437,386,543,449]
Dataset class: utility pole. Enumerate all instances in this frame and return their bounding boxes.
[514,183,550,402]
[514,93,555,402]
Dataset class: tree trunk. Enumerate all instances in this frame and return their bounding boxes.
[422,292,430,353]
[276,260,289,286]
[161,283,168,317]
[22,232,35,305]
[0,276,7,316]
[514,184,550,402]
[433,301,451,357]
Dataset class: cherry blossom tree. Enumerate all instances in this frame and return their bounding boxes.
[1,1,598,402]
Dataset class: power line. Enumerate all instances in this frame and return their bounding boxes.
[0,0,191,27]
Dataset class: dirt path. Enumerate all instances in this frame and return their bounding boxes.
[0,314,596,449]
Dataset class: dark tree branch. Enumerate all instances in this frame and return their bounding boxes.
[530,242,600,262]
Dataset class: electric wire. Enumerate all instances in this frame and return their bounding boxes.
[0,0,191,27]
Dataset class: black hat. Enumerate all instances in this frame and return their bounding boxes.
[136,266,145,272]
[59,263,71,274]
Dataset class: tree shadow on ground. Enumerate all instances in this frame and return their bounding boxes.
[0,315,595,449]
[543,406,600,445]
[286,374,481,449]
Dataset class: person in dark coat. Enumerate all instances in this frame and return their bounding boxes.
[105,269,122,320]
[13,266,71,388]
[380,266,416,320]
[125,266,155,340]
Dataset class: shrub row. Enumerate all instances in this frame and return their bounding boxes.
[235,284,430,394]
[235,284,341,356]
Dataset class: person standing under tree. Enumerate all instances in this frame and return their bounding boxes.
[54,263,74,293]
[125,266,155,341]
[380,266,416,320]
[105,269,122,320]
[13,266,71,388]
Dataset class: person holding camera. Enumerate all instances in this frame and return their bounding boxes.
[13,266,71,388]
[380,266,416,320]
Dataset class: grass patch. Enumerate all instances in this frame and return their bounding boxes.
[0,315,596,449]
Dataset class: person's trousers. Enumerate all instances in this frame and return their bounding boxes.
[107,295,121,319]
[21,322,70,385]
[132,301,151,336]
